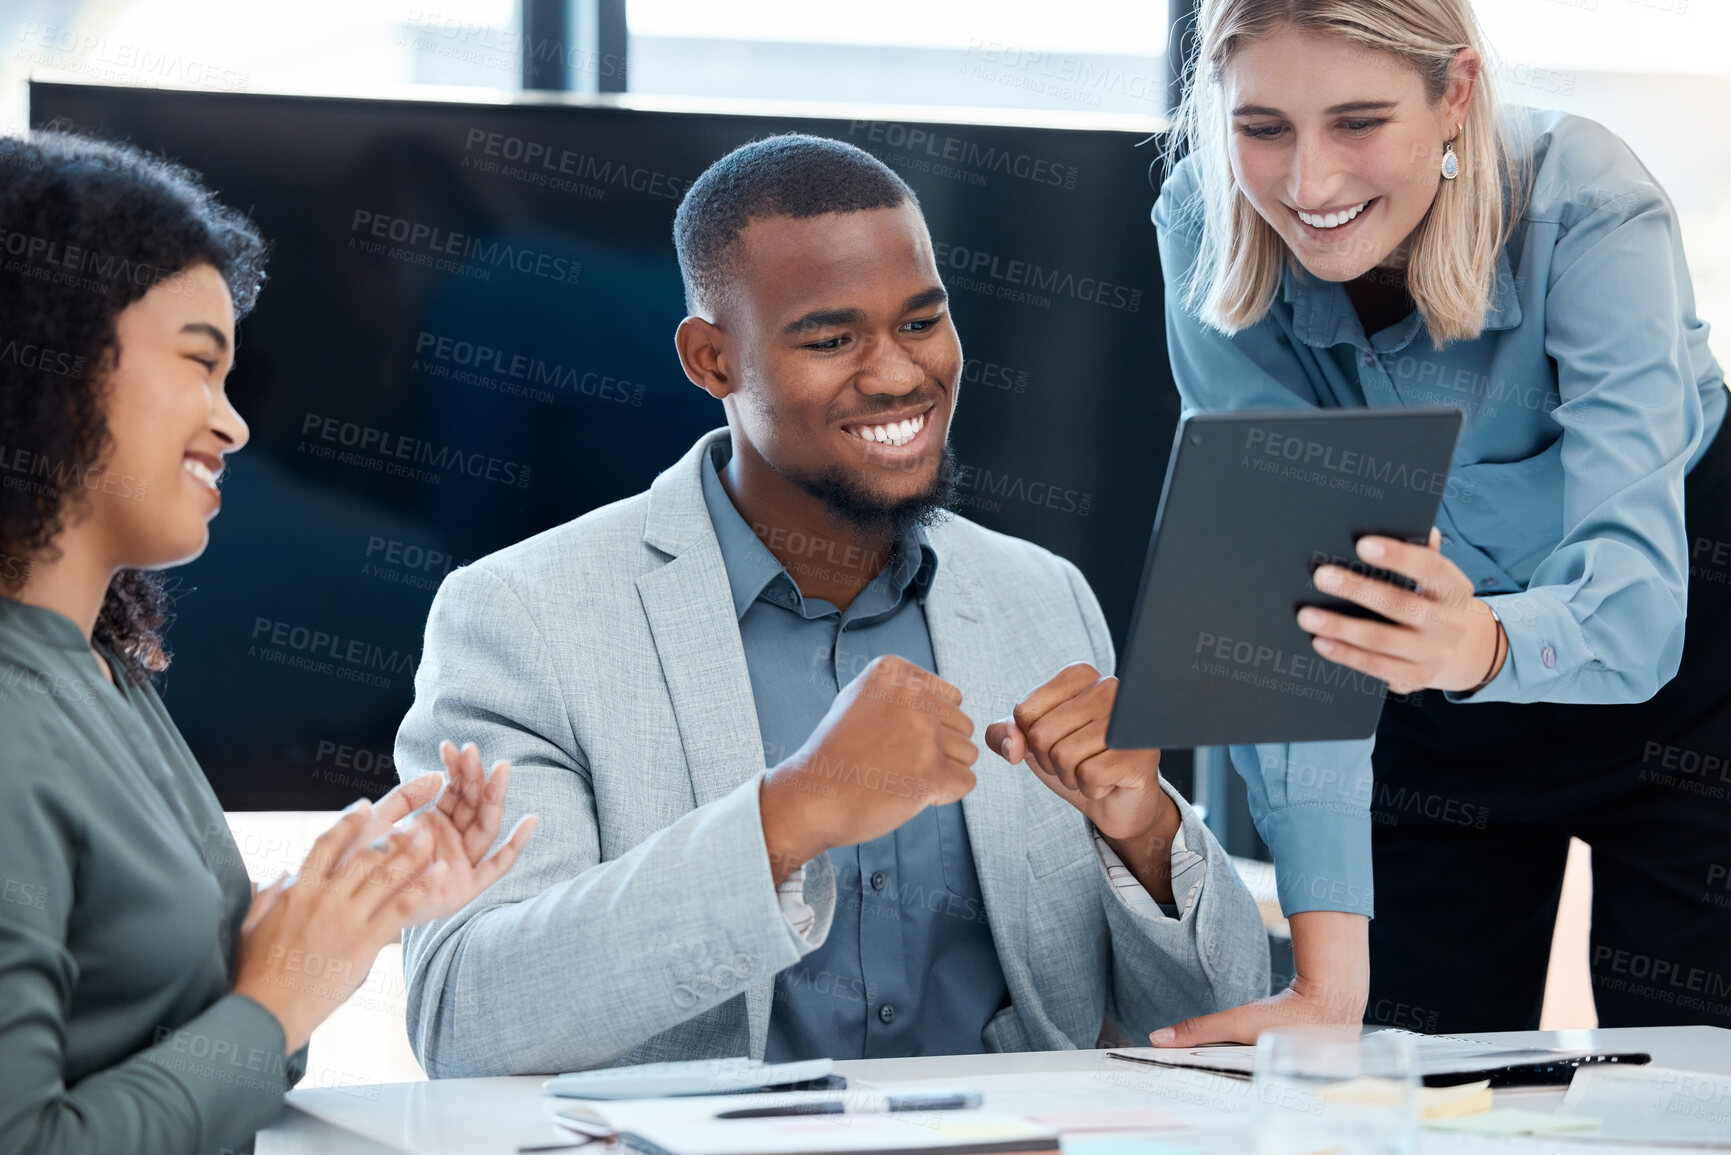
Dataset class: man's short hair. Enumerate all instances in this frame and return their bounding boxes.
[673,133,919,318]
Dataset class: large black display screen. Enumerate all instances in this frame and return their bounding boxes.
[30,82,1179,809]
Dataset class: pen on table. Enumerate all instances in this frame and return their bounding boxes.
[716,1091,983,1119]
[1105,1050,1252,1082]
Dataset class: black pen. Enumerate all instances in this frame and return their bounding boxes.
[717,1091,982,1119]
[717,1102,844,1120]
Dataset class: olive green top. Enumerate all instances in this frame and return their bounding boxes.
[0,596,302,1155]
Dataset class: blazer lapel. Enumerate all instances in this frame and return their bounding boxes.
[924,556,1032,990]
[636,428,776,1055]
[636,553,766,808]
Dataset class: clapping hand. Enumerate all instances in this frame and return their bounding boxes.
[235,740,537,1052]
[410,740,539,922]
[333,740,537,923]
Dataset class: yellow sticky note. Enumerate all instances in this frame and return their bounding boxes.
[1421,1080,1492,1120]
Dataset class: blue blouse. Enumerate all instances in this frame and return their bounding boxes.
[1153,108,1727,917]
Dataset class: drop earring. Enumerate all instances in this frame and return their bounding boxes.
[1441,125,1461,180]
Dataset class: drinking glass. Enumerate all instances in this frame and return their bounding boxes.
[1252,1027,1419,1155]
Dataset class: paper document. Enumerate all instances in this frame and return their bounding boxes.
[823,1068,1258,1124]
[1425,1108,1601,1136]
[550,1069,1245,1140]
[1560,1065,1731,1147]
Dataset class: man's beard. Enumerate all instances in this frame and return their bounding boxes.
[776,442,958,541]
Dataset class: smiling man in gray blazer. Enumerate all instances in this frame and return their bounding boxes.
[395,134,1269,1077]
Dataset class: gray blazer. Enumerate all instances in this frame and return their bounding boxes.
[396,429,1270,1077]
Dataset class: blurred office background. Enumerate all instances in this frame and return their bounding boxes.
[4,0,1726,1085]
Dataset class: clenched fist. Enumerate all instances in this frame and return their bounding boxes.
[988,663,1179,903]
[760,654,978,884]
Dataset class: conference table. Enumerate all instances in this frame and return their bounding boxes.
[259,1026,1731,1154]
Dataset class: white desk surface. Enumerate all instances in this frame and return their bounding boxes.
[260,1026,1731,1155]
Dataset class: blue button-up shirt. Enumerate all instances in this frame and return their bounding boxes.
[698,440,1010,1059]
[1153,108,1727,918]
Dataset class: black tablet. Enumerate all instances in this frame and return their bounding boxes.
[1106,407,1464,749]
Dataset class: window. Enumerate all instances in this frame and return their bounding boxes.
[624,0,1169,120]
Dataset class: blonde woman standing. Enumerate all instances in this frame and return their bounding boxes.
[1147,0,1728,1043]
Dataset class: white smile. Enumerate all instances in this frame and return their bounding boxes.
[183,456,220,490]
[1297,200,1371,229]
[844,411,926,448]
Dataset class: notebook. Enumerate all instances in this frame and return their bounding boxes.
[1109,1029,1650,1088]
[552,1096,1058,1155]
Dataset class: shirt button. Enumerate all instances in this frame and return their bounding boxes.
[1541,645,1557,669]
[1479,577,1496,587]
[870,871,886,891]
[878,1004,896,1024]
[1363,351,1377,367]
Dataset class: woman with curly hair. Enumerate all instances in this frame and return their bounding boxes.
[0,131,537,1154]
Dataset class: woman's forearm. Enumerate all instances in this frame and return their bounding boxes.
[1145,908,1371,1045]
[1287,909,1370,1020]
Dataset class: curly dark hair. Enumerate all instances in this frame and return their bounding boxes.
[0,128,269,682]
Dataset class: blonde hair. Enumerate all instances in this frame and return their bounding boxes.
[1168,0,1529,348]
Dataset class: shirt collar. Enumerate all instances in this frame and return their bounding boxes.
[1281,247,1523,351]
[699,438,937,621]
[0,595,92,652]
